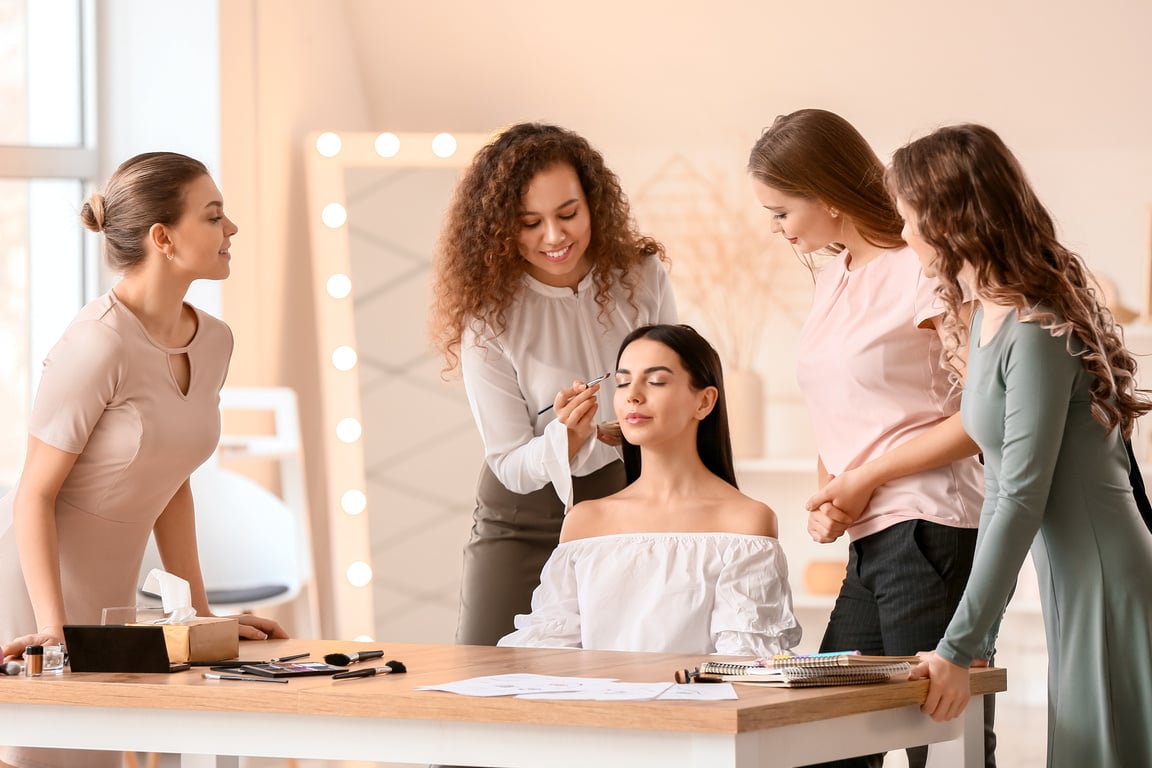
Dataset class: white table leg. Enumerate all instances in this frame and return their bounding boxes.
[925,693,985,768]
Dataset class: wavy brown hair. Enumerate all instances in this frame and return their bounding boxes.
[430,123,665,373]
[747,108,905,269]
[888,123,1150,437]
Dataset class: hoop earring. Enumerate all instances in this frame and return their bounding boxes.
[166,251,176,261]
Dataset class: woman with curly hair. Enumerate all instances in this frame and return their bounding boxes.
[431,122,677,646]
[890,123,1152,767]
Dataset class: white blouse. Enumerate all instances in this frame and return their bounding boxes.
[461,255,676,505]
[497,532,802,656]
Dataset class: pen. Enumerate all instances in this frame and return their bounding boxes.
[203,672,289,684]
[536,373,611,415]
[331,660,407,680]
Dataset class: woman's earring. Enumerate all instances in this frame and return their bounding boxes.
[166,251,176,261]
[829,208,839,218]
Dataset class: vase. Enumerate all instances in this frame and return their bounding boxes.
[725,368,764,459]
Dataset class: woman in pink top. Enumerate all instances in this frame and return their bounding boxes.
[747,109,993,768]
[0,153,286,768]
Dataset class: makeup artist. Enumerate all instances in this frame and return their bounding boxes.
[430,122,677,646]
[0,152,286,768]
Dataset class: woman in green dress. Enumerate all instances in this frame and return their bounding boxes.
[889,123,1152,767]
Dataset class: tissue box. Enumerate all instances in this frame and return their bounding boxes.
[131,617,239,663]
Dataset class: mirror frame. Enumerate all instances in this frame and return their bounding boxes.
[304,131,489,640]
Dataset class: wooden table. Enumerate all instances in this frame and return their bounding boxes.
[0,639,1005,767]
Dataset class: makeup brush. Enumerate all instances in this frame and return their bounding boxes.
[1,661,22,676]
[537,373,611,415]
[323,649,386,666]
[331,660,407,680]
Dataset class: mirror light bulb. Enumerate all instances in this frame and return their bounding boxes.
[431,132,457,158]
[336,417,362,443]
[346,561,373,587]
[331,345,358,371]
[375,132,401,158]
[326,273,352,299]
[315,132,342,157]
[321,203,347,228]
[341,489,367,515]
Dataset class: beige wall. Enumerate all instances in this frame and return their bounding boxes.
[219,0,1152,638]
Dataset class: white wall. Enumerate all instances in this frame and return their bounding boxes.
[218,0,1151,655]
[341,0,1152,308]
[98,0,222,314]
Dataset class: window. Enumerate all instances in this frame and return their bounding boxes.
[0,0,96,486]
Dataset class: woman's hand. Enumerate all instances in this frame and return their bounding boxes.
[910,651,972,722]
[554,379,602,458]
[235,614,289,641]
[806,467,877,523]
[807,502,854,543]
[3,631,62,661]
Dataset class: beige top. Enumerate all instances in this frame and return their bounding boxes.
[0,291,231,768]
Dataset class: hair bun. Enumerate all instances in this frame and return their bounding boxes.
[81,192,106,232]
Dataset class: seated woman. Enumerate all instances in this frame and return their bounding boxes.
[498,324,801,656]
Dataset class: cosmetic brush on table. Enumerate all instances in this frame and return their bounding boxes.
[331,660,407,680]
[324,649,385,666]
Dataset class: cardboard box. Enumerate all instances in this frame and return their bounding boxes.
[131,617,238,663]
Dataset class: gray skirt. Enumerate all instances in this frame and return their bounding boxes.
[454,460,626,646]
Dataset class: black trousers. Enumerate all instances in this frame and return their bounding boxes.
[803,520,997,768]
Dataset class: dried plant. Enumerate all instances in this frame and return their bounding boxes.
[633,155,805,370]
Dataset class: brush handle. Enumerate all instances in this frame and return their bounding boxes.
[350,649,385,664]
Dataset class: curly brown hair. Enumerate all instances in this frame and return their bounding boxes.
[430,123,665,374]
[888,123,1150,437]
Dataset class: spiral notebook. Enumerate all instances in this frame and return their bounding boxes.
[701,652,921,676]
[706,662,913,687]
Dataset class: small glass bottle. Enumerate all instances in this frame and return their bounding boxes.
[24,645,43,677]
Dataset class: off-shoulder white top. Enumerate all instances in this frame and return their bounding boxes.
[498,532,802,656]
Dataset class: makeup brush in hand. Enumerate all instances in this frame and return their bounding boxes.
[324,648,386,666]
[331,660,407,680]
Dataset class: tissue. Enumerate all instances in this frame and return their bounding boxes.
[135,568,239,662]
[142,568,198,623]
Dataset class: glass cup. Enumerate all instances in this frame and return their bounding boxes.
[42,643,66,674]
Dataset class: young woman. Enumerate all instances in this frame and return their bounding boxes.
[499,324,800,655]
[0,152,287,768]
[747,109,993,768]
[431,123,677,646]
[889,123,1152,767]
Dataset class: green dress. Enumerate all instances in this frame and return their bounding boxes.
[941,307,1152,766]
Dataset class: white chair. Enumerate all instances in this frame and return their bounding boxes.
[139,387,320,638]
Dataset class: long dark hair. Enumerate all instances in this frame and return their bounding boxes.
[616,324,737,487]
[888,123,1150,437]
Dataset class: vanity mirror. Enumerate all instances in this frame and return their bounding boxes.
[306,131,489,641]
